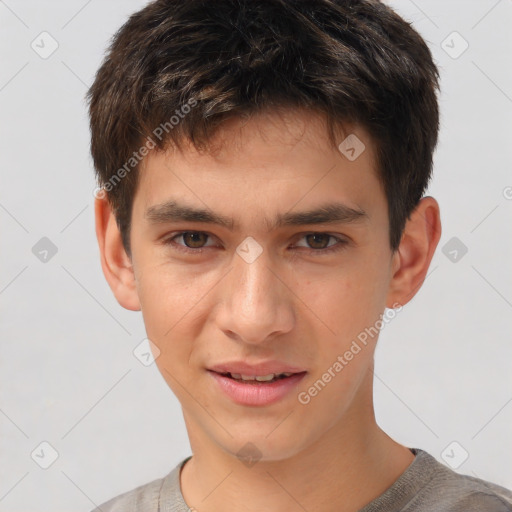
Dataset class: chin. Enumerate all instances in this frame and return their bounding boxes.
[217,427,310,465]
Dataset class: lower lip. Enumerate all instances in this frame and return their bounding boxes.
[208,370,307,406]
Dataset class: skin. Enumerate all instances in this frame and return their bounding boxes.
[95,108,441,512]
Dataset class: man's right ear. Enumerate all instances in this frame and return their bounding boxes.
[94,196,141,311]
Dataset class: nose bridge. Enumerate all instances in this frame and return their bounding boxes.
[216,243,294,343]
[237,250,273,308]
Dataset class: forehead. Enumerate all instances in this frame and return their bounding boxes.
[171,108,375,168]
[133,109,385,230]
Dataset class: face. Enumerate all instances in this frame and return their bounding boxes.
[127,109,400,462]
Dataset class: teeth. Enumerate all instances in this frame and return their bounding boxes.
[254,374,275,382]
[228,372,295,381]
[239,373,275,381]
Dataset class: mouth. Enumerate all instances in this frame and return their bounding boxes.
[207,369,308,406]
[211,370,305,383]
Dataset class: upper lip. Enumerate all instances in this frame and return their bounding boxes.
[208,361,307,376]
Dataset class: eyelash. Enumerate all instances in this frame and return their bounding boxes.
[162,231,348,256]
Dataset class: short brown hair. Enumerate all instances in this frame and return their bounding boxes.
[86,0,440,257]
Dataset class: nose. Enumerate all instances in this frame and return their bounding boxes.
[214,244,295,345]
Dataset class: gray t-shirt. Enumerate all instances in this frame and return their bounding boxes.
[92,447,512,511]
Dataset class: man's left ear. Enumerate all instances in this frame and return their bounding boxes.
[386,196,441,308]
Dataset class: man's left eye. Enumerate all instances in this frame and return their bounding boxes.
[295,233,342,250]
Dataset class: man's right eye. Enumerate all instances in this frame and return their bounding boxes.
[162,231,218,253]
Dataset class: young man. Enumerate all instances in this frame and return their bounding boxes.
[87,1,512,511]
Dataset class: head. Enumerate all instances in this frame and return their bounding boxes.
[88,0,441,463]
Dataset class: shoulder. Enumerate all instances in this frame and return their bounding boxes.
[90,475,165,512]
[89,456,191,512]
[431,470,512,511]
[362,448,512,512]
[411,450,512,511]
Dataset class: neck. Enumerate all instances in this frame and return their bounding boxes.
[180,372,415,512]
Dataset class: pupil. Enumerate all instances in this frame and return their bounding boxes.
[307,233,328,249]
[185,232,206,248]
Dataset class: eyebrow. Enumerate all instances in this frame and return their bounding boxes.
[145,200,368,231]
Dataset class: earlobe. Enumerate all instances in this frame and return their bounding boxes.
[94,196,141,311]
[385,196,441,308]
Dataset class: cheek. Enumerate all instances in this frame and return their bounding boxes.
[136,259,209,322]
[295,273,380,419]
[301,263,386,347]
[134,262,223,382]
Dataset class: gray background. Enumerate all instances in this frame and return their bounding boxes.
[1,0,511,510]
